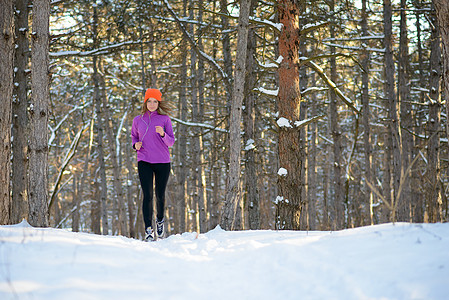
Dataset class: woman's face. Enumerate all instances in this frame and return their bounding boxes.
[146,98,159,112]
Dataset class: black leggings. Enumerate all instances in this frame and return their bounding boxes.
[138,161,170,229]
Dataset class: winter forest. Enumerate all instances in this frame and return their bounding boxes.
[1,0,449,240]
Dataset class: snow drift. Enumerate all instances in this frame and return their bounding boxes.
[0,221,448,300]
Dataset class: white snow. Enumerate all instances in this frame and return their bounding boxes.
[258,56,283,69]
[276,56,284,64]
[255,87,279,97]
[274,196,289,204]
[258,61,278,69]
[244,139,255,151]
[250,16,283,32]
[277,117,292,128]
[277,167,288,176]
[1,220,448,300]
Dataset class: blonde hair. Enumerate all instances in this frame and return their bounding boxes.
[141,98,173,116]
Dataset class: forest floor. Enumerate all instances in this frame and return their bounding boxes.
[0,220,448,299]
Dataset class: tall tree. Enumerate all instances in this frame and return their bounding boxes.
[361,0,373,225]
[276,0,304,230]
[412,0,425,223]
[298,0,308,230]
[383,0,401,222]
[221,0,251,231]
[329,0,344,230]
[307,73,318,230]
[92,6,108,235]
[12,0,30,224]
[196,3,209,232]
[398,0,412,221]
[244,0,260,230]
[76,117,95,232]
[28,0,50,227]
[433,1,449,157]
[0,0,14,225]
[426,2,442,222]
[100,69,128,236]
[189,1,208,232]
[209,4,221,229]
[175,0,188,234]
[188,0,200,232]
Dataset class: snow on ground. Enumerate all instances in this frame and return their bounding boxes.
[0,221,448,300]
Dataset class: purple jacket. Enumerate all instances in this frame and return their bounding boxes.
[131,111,175,163]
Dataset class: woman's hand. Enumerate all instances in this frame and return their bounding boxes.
[135,142,142,150]
[155,126,165,137]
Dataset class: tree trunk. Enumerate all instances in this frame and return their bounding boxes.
[91,180,101,234]
[209,15,220,230]
[28,0,50,227]
[361,0,373,225]
[398,0,412,222]
[93,7,108,235]
[99,67,127,236]
[298,0,308,230]
[413,0,425,223]
[0,0,14,225]
[433,3,449,199]
[220,0,233,97]
[148,18,157,88]
[188,0,200,232]
[93,65,108,235]
[426,3,442,223]
[125,114,136,237]
[72,174,79,232]
[244,0,260,230]
[383,0,401,222]
[78,116,95,232]
[175,0,188,234]
[276,0,304,230]
[11,0,29,224]
[221,0,251,231]
[220,0,232,196]
[329,0,344,230]
[193,3,208,233]
[308,72,318,230]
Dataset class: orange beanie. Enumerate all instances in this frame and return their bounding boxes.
[144,88,162,102]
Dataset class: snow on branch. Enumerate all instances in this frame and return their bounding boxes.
[249,16,283,32]
[301,53,365,73]
[171,117,228,133]
[300,21,329,35]
[304,60,360,114]
[51,0,69,5]
[257,56,283,69]
[301,86,329,96]
[294,115,326,128]
[323,35,384,42]
[277,117,292,128]
[277,115,325,130]
[49,40,140,58]
[254,87,279,97]
[202,8,283,33]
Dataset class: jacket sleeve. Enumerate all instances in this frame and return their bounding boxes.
[131,116,139,148]
[162,117,175,147]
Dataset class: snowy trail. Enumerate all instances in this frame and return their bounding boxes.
[0,221,448,300]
